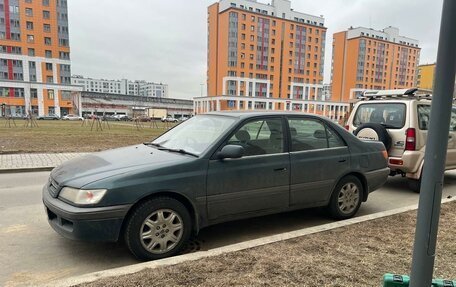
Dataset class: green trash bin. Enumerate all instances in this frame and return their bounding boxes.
[383,274,456,286]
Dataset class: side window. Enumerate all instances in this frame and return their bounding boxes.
[417,105,431,130]
[327,127,346,148]
[451,109,456,131]
[227,118,284,156]
[288,118,345,151]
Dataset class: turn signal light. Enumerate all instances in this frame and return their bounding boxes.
[382,150,388,160]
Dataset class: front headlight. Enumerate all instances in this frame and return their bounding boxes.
[59,187,107,205]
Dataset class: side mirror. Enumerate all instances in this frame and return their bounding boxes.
[217,145,244,159]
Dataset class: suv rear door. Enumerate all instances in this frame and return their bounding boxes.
[351,101,407,157]
[417,104,456,168]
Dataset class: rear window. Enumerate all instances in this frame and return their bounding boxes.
[353,103,406,129]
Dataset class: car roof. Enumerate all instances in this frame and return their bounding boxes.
[205,111,329,120]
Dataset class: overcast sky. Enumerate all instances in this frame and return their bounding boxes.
[68,0,443,99]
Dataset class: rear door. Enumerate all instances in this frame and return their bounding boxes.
[351,102,407,156]
[287,117,350,206]
[416,104,456,167]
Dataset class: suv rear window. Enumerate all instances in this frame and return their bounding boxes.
[353,103,406,129]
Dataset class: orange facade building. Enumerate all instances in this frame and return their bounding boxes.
[0,0,81,117]
[196,0,349,120]
[331,26,420,102]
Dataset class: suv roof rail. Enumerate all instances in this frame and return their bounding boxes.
[359,88,432,101]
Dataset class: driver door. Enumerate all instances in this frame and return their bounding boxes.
[206,117,290,222]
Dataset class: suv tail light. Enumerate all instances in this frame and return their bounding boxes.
[344,125,349,131]
[405,128,416,151]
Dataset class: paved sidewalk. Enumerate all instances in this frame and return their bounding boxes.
[0,153,88,172]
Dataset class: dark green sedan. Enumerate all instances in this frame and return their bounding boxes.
[43,112,389,260]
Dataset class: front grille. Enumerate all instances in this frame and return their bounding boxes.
[48,178,61,198]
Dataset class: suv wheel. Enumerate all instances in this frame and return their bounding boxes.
[328,176,363,220]
[354,123,392,150]
[124,197,192,261]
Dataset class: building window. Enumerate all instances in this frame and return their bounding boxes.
[43,10,50,19]
[62,91,71,100]
[43,24,51,32]
[42,0,50,6]
[47,90,54,99]
[31,88,37,98]
[25,8,33,16]
[11,33,20,41]
[44,37,51,45]
[46,76,54,83]
[59,51,70,60]
[28,48,35,56]
[27,35,34,43]
[59,39,69,46]
[26,21,34,30]
[45,50,52,58]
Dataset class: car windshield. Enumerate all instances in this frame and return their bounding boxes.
[151,115,237,156]
[353,103,406,129]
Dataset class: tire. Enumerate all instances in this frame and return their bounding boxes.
[354,123,392,150]
[328,176,363,220]
[408,178,421,193]
[124,197,192,261]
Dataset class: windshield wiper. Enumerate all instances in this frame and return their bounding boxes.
[380,123,399,129]
[143,142,161,147]
[157,147,198,157]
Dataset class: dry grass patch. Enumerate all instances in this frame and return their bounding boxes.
[78,202,456,287]
[0,119,172,153]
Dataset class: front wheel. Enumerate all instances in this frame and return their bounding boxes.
[124,197,192,261]
[327,176,363,220]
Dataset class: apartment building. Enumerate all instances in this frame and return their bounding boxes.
[331,26,420,102]
[0,0,82,117]
[71,75,168,98]
[196,0,349,120]
[416,63,435,91]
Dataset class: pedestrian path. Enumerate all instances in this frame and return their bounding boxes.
[0,153,88,172]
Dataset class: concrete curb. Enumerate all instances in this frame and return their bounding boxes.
[44,196,456,287]
[0,166,54,173]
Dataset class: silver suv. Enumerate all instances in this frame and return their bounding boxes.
[346,88,456,192]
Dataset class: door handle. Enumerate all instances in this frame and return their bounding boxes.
[338,159,347,163]
[274,167,287,172]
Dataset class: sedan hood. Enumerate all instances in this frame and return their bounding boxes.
[51,144,193,187]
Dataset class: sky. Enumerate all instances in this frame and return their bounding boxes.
[68,0,443,99]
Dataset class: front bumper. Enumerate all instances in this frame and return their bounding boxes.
[365,167,390,194]
[42,186,132,242]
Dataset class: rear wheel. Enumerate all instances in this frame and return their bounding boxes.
[328,176,363,220]
[408,173,422,193]
[124,197,192,261]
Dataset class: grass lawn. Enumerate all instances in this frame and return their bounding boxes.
[78,201,456,287]
[0,119,174,153]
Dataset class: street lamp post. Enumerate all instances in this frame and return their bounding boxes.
[409,0,456,286]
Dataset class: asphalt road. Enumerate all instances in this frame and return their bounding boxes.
[1,171,456,287]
